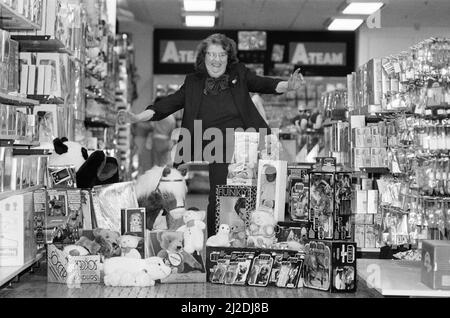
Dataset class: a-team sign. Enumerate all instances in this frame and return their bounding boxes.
[160,40,199,64]
[289,42,346,66]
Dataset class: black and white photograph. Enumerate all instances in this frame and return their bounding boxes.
[1,0,450,305]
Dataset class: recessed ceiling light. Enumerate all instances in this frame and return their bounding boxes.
[342,2,383,15]
[185,15,215,27]
[327,18,364,31]
[184,0,216,12]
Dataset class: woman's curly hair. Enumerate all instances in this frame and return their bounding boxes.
[194,33,239,73]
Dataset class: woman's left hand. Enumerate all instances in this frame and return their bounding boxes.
[287,68,305,91]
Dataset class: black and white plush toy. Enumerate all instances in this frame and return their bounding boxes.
[49,137,120,188]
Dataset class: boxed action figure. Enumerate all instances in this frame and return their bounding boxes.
[287,163,312,222]
[256,159,287,222]
[302,240,357,293]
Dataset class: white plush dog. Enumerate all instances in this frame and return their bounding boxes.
[103,256,171,287]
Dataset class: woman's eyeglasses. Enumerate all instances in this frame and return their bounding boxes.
[206,51,228,59]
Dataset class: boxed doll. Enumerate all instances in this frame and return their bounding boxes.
[256,159,287,222]
[0,192,37,266]
[303,240,357,293]
[215,185,256,244]
[146,230,206,283]
[121,208,146,259]
[227,132,259,186]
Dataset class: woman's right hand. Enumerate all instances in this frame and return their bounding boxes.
[117,110,139,124]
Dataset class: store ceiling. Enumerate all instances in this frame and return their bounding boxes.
[119,0,450,30]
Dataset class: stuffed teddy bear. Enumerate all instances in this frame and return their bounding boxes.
[206,224,232,247]
[49,137,119,189]
[93,228,121,259]
[156,231,203,273]
[103,256,171,287]
[119,235,142,259]
[176,209,206,254]
[246,210,277,248]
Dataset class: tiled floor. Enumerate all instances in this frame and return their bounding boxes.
[0,261,381,298]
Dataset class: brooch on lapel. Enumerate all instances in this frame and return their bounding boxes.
[231,78,237,85]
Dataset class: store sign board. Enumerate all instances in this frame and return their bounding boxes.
[289,42,347,66]
[159,40,199,64]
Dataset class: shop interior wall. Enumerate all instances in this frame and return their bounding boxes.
[357,25,450,67]
[118,20,155,113]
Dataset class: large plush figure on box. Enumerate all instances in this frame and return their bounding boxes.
[49,137,119,188]
[135,166,189,231]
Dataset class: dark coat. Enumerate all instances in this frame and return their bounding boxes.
[146,63,283,164]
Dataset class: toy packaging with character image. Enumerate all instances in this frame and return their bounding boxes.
[256,160,287,222]
[215,185,256,245]
[247,253,273,287]
[302,240,356,292]
[146,230,206,283]
[210,256,230,284]
[309,172,335,240]
[227,132,260,186]
[121,208,146,259]
[287,163,313,222]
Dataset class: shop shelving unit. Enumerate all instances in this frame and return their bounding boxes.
[0,249,45,288]
[0,3,41,31]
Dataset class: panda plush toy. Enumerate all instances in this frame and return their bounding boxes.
[49,137,120,188]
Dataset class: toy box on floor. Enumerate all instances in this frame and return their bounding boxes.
[421,240,450,290]
[206,246,305,288]
[47,244,101,284]
[146,230,206,283]
[303,240,357,293]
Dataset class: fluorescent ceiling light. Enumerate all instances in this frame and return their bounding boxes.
[185,15,215,27]
[184,0,216,12]
[342,2,383,15]
[328,18,364,31]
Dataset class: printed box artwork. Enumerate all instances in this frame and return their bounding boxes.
[421,240,450,290]
[215,185,256,244]
[47,166,77,188]
[256,160,287,222]
[33,189,47,245]
[227,132,260,186]
[43,188,84,245]
[146,230,206,283]
[287,164,311,222]
[206,246,305,288]
[303,240,357,293]
[47,244,101,284]
[121,208,146,259]
[309,172,334,239]
[269,251,304,288]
